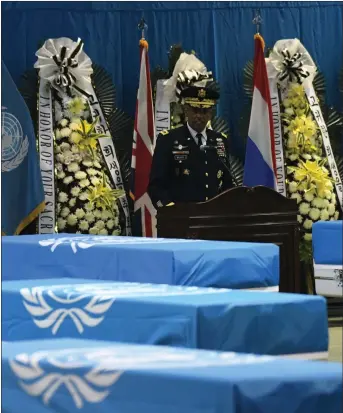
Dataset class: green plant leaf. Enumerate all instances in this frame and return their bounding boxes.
[313,71,326,106]
[335,155,343,183]
[91,63,116,118]
[228,155,244,187]
[322,105,343,156]
[243,60,254,100]
[211,116,230,136]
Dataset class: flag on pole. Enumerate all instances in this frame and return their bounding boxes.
[130,39,157,237]
[1,61,45,235]
[243,34,277,189]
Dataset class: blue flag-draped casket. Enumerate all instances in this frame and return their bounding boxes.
[313,220,343,297]
[2,233,279,290]
[2,278,328,358]
[3,339,342,413]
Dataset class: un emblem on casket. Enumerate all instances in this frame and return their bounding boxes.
[1,108,29,172]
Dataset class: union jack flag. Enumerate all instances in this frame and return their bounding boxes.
[130,40,157,237]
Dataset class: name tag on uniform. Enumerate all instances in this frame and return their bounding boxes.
[173,151,188,161]
[173,143,189,162]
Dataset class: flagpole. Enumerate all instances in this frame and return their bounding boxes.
[131,17,157,237]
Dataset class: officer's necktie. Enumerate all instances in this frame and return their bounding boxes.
[196,133,203,147]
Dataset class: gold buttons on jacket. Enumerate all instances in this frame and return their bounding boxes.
[205,173,208,177]
[206,184,208,188]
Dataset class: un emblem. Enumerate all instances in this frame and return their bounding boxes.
[1,107,29,172]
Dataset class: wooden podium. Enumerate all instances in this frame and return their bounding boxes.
[157,186,301,293]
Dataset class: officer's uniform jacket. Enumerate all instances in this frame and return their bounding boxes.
[148,125,233,208]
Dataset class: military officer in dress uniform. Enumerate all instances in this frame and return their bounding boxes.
[148,71,233,208]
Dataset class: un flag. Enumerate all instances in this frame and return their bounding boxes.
[1,61,45,235]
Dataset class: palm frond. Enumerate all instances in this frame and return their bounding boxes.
[211,116,230,136]
[313,71,326,105]
[92,63,116,118]
[326,106,343,129]
[107,108,134,143]
[243,60,254,100]
[117,153,132,191]
[335,155,343,183]
[322,105,343,156]
[228,155,244,187]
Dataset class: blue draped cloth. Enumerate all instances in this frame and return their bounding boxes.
[3,339,342,413]
[313,221,343,265]
[2,234,279,288]
[2,278,328,355]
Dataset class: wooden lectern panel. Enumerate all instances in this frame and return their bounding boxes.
[157,186,301,293]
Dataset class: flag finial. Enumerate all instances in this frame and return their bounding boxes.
[138,17,148,40]
[252,10,262,34]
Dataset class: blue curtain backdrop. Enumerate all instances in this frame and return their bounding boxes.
[2,1,343,156]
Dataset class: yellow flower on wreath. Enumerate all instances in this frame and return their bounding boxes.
[87,172,125,214]
[286,132,298,150]
[294,106,307,117]
[288,115,317,139]
[74,118,109,158]
[288,159,334,198]
[285,115,318,152]
[67,97,87,115]
[284,83,308,111]
[288,83,306,99]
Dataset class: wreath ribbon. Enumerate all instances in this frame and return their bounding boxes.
[278,49,311,84]
[268,38,316,87]
[34,37,93,98]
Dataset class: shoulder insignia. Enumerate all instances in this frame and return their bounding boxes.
[221,132,228,139]
[160,130,169,136]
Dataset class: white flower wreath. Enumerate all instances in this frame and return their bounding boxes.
[51,90,123,236]
[267,38,341,261]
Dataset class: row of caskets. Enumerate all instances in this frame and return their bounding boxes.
[2,221,342,413]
